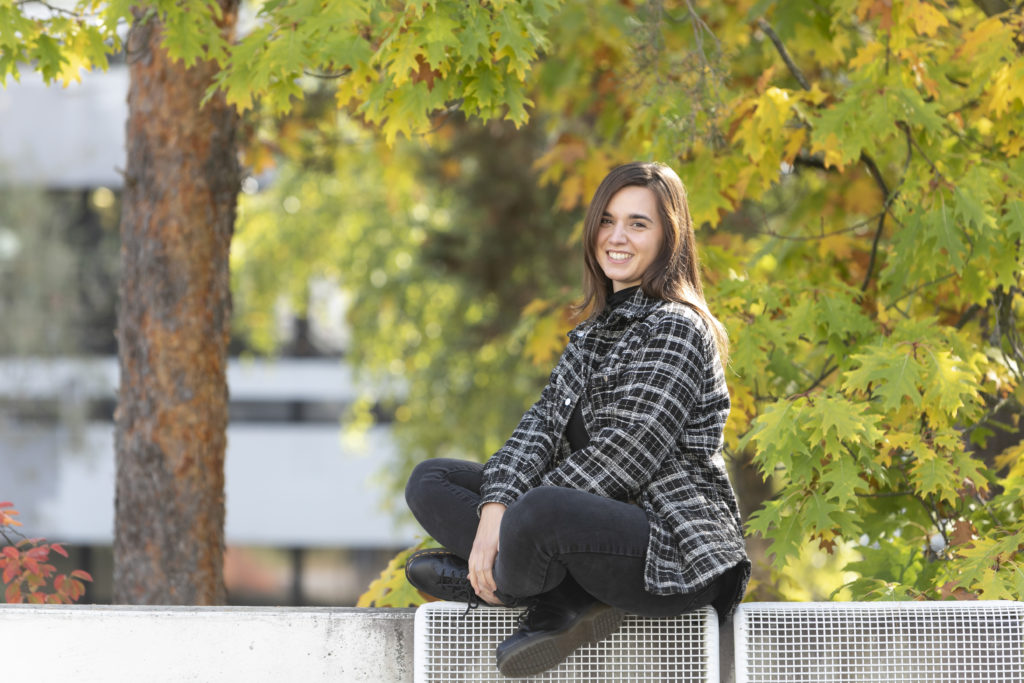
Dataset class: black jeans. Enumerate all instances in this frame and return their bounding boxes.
[405,457,729,617]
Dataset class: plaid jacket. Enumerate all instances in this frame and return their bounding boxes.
[481,288,749,614]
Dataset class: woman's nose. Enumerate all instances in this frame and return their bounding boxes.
[608,223,627,242]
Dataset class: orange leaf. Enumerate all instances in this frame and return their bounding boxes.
[71,570,93,582]
[950,520,976,546]
[50,543,68,558]
[5,582,22,603]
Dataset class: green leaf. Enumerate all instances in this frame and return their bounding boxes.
[820,453,870,508]
[806,491,840,531]
[747,495,806,565]
[31,33,67,83]
[843,344,923,413]
[910,449,958,500]
[749,398,812,479]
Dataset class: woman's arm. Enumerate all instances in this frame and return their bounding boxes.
[468,502,506,604]
[540,312,709,500]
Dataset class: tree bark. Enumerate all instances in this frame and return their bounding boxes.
[114,2,239,605]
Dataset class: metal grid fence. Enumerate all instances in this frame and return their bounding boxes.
[735,601,1024,683]
[414,601,718,682]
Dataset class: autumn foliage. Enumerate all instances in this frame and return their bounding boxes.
[8,0,1023,604]
[0,502,93,604]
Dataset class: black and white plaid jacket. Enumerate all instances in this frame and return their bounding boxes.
[481,287,749,615]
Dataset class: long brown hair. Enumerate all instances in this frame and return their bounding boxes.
[578,161,729,362]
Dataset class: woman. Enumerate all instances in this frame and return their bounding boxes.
[404,161,749,678]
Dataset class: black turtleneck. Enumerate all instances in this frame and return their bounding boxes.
[564,285,640,453]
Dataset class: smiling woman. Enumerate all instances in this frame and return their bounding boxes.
[595,185,664,292]
[403,161,749,678]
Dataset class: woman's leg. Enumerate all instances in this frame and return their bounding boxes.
[404,458,485,560]
[494,486,727,617]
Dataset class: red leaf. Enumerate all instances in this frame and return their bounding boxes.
[2,546,17,559]
[27,592,44,604]
[2,563,18,583]
[71,570,93,582]
[25,546,49,561]
[0,502,13,508]
[54,574,66,592]
[50,543,68,558]
[23,558,41,575]
[5,582,22,603]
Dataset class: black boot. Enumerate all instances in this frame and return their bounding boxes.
[404,549,482,607]
[495,577,624,678]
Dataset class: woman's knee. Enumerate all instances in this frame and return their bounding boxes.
[405,459,442,514]
[405,458,481,516]
[502,486,567,537]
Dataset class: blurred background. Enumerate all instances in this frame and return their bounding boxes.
[0,61,421,605]
[4,0,1021,608]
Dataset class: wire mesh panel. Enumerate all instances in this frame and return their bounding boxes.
[414,602,718,682]
[735,601,1024,683]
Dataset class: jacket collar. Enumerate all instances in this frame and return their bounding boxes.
[605,286,660,321]
[568,288,661,342]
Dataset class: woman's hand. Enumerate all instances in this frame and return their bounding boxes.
[469,502,506,605]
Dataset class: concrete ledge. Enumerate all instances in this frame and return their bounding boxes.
[0,605,415,682]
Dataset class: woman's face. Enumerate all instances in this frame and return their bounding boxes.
[594,185,665,292]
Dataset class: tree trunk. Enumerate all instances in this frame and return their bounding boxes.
[114,3,239,605]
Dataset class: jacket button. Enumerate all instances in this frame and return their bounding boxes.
[564,398,571,406]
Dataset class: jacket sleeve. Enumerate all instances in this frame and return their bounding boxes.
[540,313,708,501]
[478,364,560,512]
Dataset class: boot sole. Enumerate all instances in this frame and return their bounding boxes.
[495,603,625,678]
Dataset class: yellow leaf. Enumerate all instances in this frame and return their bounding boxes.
[782,128,806,164]
[387,39,425,88]
[1002,134,1024,158]
[958,16,1006,59]
[906,0,948,37]
[803,83,831,107]
[995,440,1024,480]
[816,233,857,261]
[849,41,884,70]
[524,310,571,367]
[357,545,432,608]
[555,173,583,211]
[986,63,1024,117]
[521,298,552,317]
[810,132,846,171]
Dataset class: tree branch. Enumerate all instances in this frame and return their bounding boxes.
[757,18,810,90]
[885,271,957,310]
[754,213,882,242]
[859,149,900,292]
[15,0,87,19]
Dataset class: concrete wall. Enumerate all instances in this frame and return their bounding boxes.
[0,605,416,682]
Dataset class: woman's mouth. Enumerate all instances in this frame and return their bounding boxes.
[607,251,633,263]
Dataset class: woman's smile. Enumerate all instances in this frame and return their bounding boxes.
[596,185,664,291]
